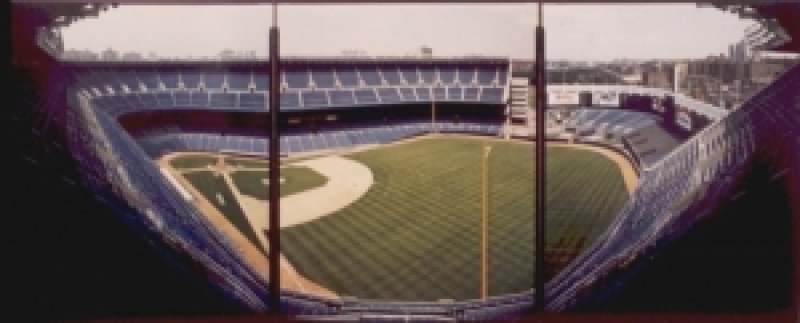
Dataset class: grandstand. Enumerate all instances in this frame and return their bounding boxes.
[7,1,800,322]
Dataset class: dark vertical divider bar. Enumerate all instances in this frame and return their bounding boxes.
[534,3,547,312]
[267,23,282,313]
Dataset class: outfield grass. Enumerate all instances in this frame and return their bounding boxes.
[169,155,217,169]
[182,171,266,254]
[230,166,328,200]
[280,137,629,301]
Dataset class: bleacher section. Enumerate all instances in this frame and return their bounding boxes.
[559,108,681,169]
[623,125,682,168]
[563,109,656,138]
[77,65,508,116]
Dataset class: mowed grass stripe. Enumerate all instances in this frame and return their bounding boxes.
[281,137,628,300]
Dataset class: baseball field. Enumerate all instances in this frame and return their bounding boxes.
[167,135,631,301]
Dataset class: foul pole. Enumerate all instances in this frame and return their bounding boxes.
[534,2,547,312]
[267,1,282,313]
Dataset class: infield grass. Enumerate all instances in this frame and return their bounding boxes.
[230,166,328,200]
[280,136,629,301]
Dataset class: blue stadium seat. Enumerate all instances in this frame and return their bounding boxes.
[228,73,251,90]
[253,74,270,90]
[159,71,180,89]
[190,91,210,107]
[280,91,301,109]
[330,90,356,106]
[311,70,336,89]
[209,93,238,108]
[377,88,402,104]
[432,87,446,101]
[137,71,161,91]
[401,68,420,85]
[447,87,463,101]
[285,70,311,89]
[359,68,383,86]
[476,69,496,86]
[438,68,456,85]
[182,71,202,89]
[336,69,360,87]
[399,87,416,102]
[301,91,330,108]
[458,67,476,85]
[204,72,225,89]
[156,92,175,108]
[415,87,431,101]
[174,91,191,106]
[354,89,379,104]
[419,67,436,85]
[239,93,266,110]
[381,68,403,86]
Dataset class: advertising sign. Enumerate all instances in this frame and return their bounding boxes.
[592,91,619,106]
[548,90,580,106]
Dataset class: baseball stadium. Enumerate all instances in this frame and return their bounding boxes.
[6,1,800,321]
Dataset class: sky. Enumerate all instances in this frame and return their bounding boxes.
[60,4,757,61]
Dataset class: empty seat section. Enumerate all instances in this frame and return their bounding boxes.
[497,68,508,86]
[312,70,336,89]
[432,87,446,101]
[204,72,225,89]
[399,87,416,101]
[253,74,270,90]
[301,91,329,107]
[415,87,431,101]
[154,92,174,107]
[239,93,266,109]
[476,69,496,85]
[419,68,436,85]
[137,71,161,91]
[190,91,210,107]
[377,88,402,103]
[381,68,402,85]
[439,68,457,85]
[330,90,355,105]
[300,136,314,151]
[400,68,420,85]
[359,68,383,86]
[336,69,359,87]
[280,92,301,109]
[182,71,202,89]
[447,87,463,100]
[354,89,379,104]
[311,135,327,150]
[174,91,191,106]
[209,93,238,108]
[121,93,146,110]
[138,92,159,108]
[458,67,476,85]
[227,73,251,90]
[285,70,310,89]
[116,71,141,91]
[481,88,503,102]
[159,71,180,89]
